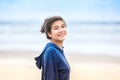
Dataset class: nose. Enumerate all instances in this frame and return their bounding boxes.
[59,27,64,32]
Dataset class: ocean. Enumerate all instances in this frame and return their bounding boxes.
[0,21,120,56]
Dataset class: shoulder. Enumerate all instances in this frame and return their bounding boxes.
[45,46,58,54]
[43,46,57,58]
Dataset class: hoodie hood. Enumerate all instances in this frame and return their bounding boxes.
[34,53,43,69]
[34,42,63,69]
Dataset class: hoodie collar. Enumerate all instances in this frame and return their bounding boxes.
[47,42,64,53]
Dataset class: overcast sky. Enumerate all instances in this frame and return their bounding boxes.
[0,0,120,21]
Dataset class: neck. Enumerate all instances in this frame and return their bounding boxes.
[51,40,63,49]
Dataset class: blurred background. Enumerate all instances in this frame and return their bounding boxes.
[0,0,120,80]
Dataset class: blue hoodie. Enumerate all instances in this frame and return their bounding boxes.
[34,42,70,80]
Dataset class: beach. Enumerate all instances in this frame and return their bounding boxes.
[1,0,120,80]
[0,50,120,80]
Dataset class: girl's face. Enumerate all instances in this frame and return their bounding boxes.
[48,20,67,43]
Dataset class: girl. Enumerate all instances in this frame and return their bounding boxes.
[35,16,70,80]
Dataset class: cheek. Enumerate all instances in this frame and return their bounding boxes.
[51,31,58,36]
[64,28,67,33]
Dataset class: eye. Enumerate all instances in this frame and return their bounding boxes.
[54,27,59,30]
[61,25,66,28]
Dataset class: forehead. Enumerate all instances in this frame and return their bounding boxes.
[51,20,65,26]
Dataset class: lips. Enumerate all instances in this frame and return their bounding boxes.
[58,33,66,37]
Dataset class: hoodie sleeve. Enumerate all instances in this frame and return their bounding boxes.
[43,50,58,80]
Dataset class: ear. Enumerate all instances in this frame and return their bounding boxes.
[47,32,52,38]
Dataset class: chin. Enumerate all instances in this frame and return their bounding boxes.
[56,38,64,42]
[56,36,66,42]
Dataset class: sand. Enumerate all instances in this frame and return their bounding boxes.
[0,50,120,80]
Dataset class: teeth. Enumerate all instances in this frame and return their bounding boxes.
[59,34,64,37]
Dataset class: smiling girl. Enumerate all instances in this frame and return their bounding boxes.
[35,16,70,80]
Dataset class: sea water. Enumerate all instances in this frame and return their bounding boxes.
[0,21,120,56]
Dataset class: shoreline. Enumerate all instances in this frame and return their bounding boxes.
[0,49,120,64]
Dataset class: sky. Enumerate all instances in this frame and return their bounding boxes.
[0,0,120,21]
